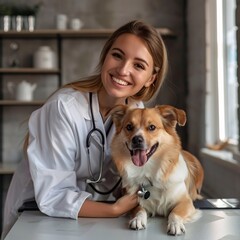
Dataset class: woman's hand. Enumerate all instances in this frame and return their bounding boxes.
[112,193,139,216]
[78,193,138,218]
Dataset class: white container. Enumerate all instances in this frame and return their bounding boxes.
[34,46,56,69]
[27,16,35,32]
[70,18,84,30]
[56,14,68,30]
[16,15,23,32]
[7,80,37,101]
[3,16,10,32]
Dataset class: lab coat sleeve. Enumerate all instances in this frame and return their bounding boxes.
[27,98,91,219]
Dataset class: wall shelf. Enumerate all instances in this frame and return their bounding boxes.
[0,162,18,175]
[0,68,60,74]
[0,100,44,106]
[0,28,176,38]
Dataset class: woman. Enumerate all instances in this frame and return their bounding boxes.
[2,20,168,239]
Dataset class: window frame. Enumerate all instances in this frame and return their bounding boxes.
[205,0,238,149]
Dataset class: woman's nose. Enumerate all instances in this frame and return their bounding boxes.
[116,61,131,75]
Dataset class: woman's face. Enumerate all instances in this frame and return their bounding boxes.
[101,33,156,99]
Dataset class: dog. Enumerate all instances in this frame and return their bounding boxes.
[110,105,204,235]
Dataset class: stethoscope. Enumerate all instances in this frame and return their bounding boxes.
[85,92,151,199]
[85,92,122,195]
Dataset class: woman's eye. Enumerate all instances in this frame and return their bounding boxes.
[134,63,145,70]
[112,52,122,59]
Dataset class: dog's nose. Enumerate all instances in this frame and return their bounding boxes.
[132,135,144,148]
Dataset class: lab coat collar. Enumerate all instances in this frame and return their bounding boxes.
[81,92,144,121]
[81,92,100,122]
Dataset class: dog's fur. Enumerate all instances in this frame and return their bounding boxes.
[110,105,204,235]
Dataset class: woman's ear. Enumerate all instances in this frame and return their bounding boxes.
[144,73,156,88]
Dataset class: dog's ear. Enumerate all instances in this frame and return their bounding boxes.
[156,105,186,128]
[110,105,129,133]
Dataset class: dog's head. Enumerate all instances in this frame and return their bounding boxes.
[111,105,186,167]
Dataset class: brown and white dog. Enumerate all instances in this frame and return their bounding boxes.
[110,105,204,235]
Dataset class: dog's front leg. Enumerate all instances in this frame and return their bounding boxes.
[129,206,147,230]
[167,197,196,235]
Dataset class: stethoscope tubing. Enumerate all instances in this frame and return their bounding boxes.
[86,92,122,194]
[88,177,122,195]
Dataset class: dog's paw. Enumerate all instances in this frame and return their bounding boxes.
[167,214,186,235]
[167,221,185,235]
[129,210,147,230]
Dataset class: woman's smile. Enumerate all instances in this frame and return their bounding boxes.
[112,76,130,86]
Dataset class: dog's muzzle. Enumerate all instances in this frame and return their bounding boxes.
[126,135,159,167]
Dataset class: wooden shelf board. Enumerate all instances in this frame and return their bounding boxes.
[0,68,60,74]
[0,28,176,38]
[0,162,18,174]
[0,100,44,106]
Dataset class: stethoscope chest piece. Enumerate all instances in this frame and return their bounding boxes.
[137,185,151,200]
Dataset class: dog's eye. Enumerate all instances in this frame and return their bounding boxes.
[126,123,134,131]
[148,125,156,131]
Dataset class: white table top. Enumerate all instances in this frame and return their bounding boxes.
[4,210,240,240]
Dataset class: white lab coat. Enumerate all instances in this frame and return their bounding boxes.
[1,88,143,239]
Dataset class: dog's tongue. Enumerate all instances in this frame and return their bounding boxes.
[131,149,147,166]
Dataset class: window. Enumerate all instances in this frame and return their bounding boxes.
[206,0,238,146]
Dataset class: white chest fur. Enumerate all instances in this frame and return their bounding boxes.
[123,154,188,217]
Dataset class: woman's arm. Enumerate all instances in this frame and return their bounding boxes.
[78,194,138,217]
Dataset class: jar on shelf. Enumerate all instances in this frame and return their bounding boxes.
[33,46,56,69]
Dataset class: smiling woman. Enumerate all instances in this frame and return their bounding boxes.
[100,33,156,103]
[2,20,168,240]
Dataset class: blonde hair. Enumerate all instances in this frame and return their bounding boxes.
[23,20,168,154]
[65,20,168,102]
